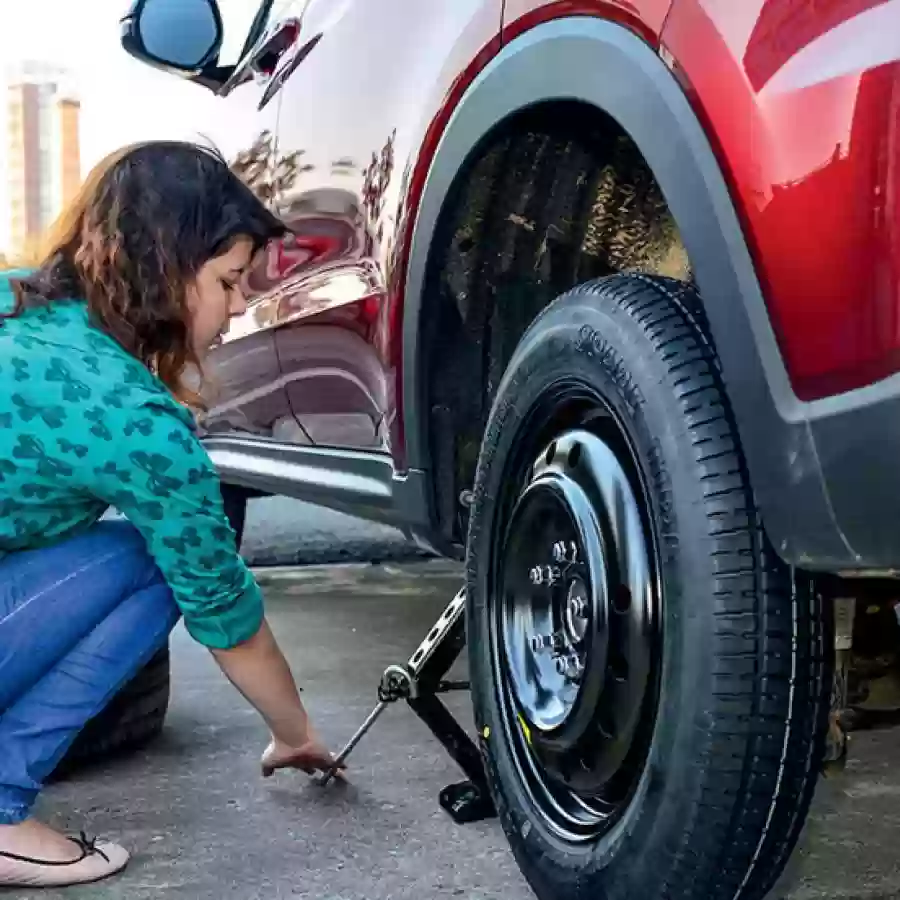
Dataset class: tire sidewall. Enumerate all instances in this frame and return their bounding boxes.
[466,292,727,898]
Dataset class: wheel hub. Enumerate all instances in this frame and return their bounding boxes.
[498,429,657,800]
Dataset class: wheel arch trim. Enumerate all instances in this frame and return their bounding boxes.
[401,15,852,565]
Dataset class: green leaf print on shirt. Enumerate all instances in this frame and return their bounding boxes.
[168,429,196,454]
[82,328,127,360]
[106,489,166,522]
[130,451,183,497]
[84,407,113,441]
[123,365,149,387]
[79,353,101,376]
[95,461,132,483]
[162,525,204,554]
[12,333,40,351]
[22,483,54,499]
[12,358,29,382]
[186,465,217,486]
[179,494,216,518]
[58,438,89,458]
[12,395,66,429]
[124,416,155,438]
[201,548,233,568]
[101,385,137,409]
[46,357,93,402]
[13,435,74,479]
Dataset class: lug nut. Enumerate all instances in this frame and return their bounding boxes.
[531,631,566,653]
[556,654,584,682]
[530,565,561,586]
[552,541,578,563]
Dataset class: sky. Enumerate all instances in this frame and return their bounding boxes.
[0,0,282,252]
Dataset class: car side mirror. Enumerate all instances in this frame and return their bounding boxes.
[120,0,224,74]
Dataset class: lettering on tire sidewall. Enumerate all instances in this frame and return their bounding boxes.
[574,323,678,568]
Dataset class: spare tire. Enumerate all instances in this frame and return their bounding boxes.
[52,646,171,780]
[465,274,832,900]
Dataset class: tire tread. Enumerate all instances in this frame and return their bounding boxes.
[468,273,830,900]
[598,273,827,900]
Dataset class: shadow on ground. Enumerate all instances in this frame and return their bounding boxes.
[240,497,430,568]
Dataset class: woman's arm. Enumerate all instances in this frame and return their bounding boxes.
[213,622,344,776]
[209,617,310,747]
[84,396,338,771]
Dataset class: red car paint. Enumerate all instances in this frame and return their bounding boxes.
[239,0,677,466]
[663,0,900,400]
[172,0,900,506]
[212,0,506,469]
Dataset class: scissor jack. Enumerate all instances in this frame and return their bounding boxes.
[319,588,496,824]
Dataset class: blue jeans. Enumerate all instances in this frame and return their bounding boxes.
[0,521,180,825]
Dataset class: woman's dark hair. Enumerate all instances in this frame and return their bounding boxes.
[5,140,287,406]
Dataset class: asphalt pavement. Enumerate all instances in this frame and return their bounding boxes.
[240,496,427,568]
[18,560,900,900]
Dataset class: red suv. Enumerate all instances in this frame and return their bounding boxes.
[116,1,900,898]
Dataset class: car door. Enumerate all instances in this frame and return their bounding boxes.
[263,0,504,456]
[194,1,301,443]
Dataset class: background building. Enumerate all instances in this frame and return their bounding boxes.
[6,61,80,258]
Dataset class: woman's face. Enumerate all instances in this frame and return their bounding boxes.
[186,236,256,359]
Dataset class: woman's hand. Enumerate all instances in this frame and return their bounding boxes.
[261,732,346,779]
[209,620,345,780]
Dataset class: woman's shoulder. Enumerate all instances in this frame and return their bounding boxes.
[0,296,197,435]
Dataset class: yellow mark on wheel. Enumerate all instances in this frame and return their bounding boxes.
[518,714,533,747]
[482,726,491,740]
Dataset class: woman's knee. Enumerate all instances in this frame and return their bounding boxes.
[0,521,178,714]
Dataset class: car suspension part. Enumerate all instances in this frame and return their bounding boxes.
[823,595,855,776]
[319,587,497,824]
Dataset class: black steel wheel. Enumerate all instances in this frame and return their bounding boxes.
[465,275,831,900]
[494,423,660,842]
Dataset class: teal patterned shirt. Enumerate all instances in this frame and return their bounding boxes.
[0,271,263,649]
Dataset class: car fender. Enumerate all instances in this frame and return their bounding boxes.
[402,16,850,567]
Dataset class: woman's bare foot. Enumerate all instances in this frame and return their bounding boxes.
[0,819,84,862]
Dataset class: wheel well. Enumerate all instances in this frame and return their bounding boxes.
[421,100,692,545]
